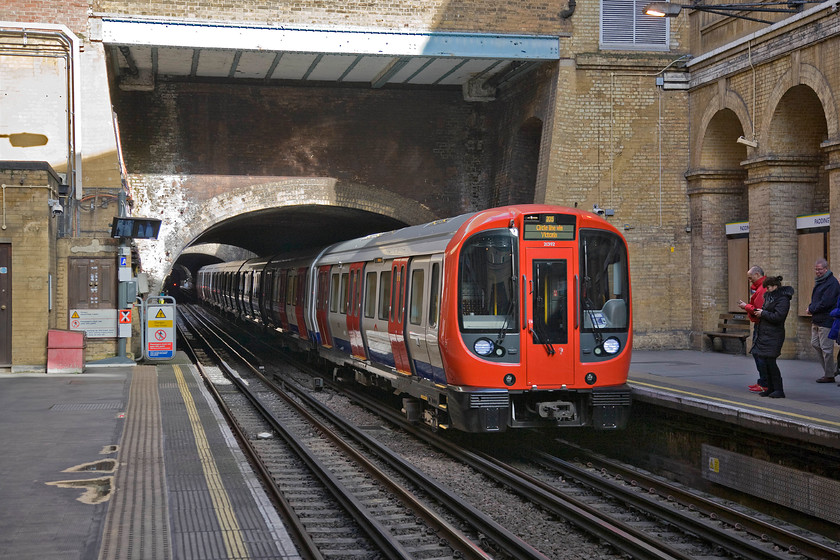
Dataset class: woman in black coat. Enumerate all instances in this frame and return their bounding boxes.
[752,275,794,398]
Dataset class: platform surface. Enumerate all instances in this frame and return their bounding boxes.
[629,349,840,444]
[0,356,300,560]
[0,348,838,558]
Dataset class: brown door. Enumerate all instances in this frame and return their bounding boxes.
[0,244,10,365]
[69,258,117,308]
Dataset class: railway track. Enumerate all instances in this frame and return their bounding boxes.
[179,303,840,560]
[178,305,547,560]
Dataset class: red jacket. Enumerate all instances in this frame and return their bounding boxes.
[743,277,766,323]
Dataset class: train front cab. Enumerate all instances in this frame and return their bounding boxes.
[443,209,632,433]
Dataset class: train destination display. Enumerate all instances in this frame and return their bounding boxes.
[522,213,576,240]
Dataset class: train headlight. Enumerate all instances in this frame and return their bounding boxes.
[602,337,621,355]
[473,338,495,356]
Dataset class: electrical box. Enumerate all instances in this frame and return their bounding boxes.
[119,281,137,308]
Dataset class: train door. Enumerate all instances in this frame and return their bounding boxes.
[327,267,352,354]
[346,262,366,359]
[316,266,333,347]
[363,261,393,368]
[389,258,411,375]
[522,247,575,387]
[405,257,436,382]
[426,256,445,383]
[276,271,290,330]
[294,267,309,340]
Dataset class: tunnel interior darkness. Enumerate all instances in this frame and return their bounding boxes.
[165,204,409,293]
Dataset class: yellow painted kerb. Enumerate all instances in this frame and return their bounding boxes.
[174,365,250,559]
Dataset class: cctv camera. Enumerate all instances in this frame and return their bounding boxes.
[48,199,63,216]
[593,204,606,216]
[736,136,758,148]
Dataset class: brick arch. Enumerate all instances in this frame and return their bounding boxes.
[692,88,752,170]
[136,177,440,292]
[760,63,837,148]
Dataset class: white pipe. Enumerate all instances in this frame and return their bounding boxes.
[0,22,82,201]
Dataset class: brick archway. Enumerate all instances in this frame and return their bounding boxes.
[134,176,439,292]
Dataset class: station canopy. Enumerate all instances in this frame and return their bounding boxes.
[99,16,562,97]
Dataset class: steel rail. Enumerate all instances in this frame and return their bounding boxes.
[546,446,840,560]
[181,306,492,560]
[176,314,324,560]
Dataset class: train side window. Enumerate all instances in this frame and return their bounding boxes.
[379,270,391,320]
[340,272,349,314]
[286,272,295,304]
[364,271,377,318]
[429,263,440,328]
[409,269,424,325]
[330,273,340,313]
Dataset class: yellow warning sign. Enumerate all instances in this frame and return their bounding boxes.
[155,309,167,319]
[148,320,173,328]
[71,311,80,318]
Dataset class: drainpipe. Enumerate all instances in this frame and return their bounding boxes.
[560,0,577,18]
[0,22,83,205]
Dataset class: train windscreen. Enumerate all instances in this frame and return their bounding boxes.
[580,230,629,332]
[458,230,518,332]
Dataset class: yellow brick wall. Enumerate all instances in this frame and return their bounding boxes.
[0,168,59,369]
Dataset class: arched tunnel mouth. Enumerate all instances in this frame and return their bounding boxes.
[163,204,409,297]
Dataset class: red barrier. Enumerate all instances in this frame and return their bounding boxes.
[47,329,85,374]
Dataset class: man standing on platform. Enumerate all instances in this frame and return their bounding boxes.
[739,266,767,392]
[809,258,840,383]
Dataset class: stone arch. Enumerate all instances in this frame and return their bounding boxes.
[692,87,752,170]
[688,89,752,349]
[760,63,838,146]
[136,177,440,292]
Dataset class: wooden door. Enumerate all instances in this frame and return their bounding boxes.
[69,258,116,308]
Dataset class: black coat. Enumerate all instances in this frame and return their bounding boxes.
[752,286,794,358]
[809,271,840,327]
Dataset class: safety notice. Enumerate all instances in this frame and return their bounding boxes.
[145,303,175,360]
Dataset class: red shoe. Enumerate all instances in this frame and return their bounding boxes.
[748,384,767,392]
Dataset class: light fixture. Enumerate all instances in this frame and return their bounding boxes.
[736,136,758,148]
[0,132,48,147]
[643,1,821,23]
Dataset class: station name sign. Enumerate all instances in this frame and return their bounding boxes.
[523,213,576,241]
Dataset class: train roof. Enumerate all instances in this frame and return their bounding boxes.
[316,211,475,265]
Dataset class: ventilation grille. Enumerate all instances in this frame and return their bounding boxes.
[592,391,631,406]
[469,393,509,408]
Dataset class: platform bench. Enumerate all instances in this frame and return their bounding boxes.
[703,313,750,355]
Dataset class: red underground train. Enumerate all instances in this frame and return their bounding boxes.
[196,204,632,433]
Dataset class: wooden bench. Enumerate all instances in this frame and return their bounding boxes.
[703,313,751,355]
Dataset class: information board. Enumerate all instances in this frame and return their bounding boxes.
[143,296,176,361]
[69,309,117,338]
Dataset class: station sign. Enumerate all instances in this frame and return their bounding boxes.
[796,213,829,230]
[725,221,749,236]
[69,309,117,338]
[143,296,176,361]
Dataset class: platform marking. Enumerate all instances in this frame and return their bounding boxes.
[174,365,250,559]
[629,379,840,429]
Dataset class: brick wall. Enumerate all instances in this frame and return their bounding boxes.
[114,81,496,218]
[91,0,573,35]
[0,166,59,369]
[0,0,89,35]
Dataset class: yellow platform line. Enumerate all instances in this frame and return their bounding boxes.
[629,379,840,429]
[174,365,250,559]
